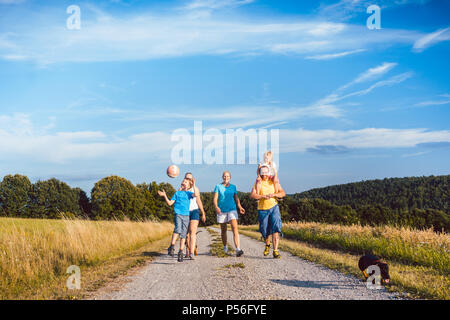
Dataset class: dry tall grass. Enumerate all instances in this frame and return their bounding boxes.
[282,222,450,273]
[0,217,173,299]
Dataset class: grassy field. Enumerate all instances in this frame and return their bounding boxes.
[240,222,449,300]
[0,217,173,299]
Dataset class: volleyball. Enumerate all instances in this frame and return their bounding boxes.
[166,164,180,178]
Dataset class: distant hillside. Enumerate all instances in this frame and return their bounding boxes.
[293,175,449,214]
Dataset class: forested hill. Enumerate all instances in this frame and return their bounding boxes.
[293,175,449,214]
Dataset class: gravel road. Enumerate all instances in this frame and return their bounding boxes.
[92,227,403,300]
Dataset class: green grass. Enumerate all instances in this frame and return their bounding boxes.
[206,227,235,257]
[223,263,245,269]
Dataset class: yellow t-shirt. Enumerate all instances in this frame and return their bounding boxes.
[254,179,278,210]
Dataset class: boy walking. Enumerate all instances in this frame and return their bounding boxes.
[158,178,200,262]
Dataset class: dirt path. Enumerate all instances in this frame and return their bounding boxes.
[92,227,403,300]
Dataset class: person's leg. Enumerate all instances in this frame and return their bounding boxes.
[269,205,282,257]
[179,237,186,251]
[220,223,228,247]
[171,232,179,246]
[189,219,199,254]
[258,209,271,256]
[272,232,280,251]
[229,218,240,250]
[185,232,191,257]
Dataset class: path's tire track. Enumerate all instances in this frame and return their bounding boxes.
[92,227,403,300]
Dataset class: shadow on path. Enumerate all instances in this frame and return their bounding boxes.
[270,279,357,290]
[142,251,163,257]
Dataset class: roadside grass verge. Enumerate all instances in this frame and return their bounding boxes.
[206,227,235,257]
[240,223,450,300]
[223,263,245,269]
[0,217,173,299]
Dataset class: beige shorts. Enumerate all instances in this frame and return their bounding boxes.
[217,210,238,224]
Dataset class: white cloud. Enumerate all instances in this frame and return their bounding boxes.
[332,71,413,102]
[0,4,421,64]
[318,0,432,21]
[352,62,398,84]
[413,27,450,52]
[0,0,25,4]
[338,62,397,91]
[280,128,450,153]
[414,99,450,107]
[305,49,366,60]
[2,114,449,164]
[0,114,172,163]
[184,0,254,10]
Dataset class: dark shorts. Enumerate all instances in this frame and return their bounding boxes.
[258,204,282,239]
[174,214,190,239]
[189,209,200,221]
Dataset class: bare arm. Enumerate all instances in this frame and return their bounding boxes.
[158,190,175,206]
[213,192,221,214]
[234,193,245,214]
[194,186,206,216]
[269,184,286,199]
[250,185,266,200]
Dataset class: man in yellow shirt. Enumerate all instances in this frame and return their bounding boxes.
[250,165,286,258]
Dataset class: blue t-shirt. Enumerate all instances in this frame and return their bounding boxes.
[171,191,194,216]
[214,183,237,212]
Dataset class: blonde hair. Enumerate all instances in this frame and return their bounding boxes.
[263,151,273,163]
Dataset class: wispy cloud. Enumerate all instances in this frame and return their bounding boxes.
[0,4,421,64]
[318,0,432,21]
[413,27,450,52]
[352,62,398,84]
[338,62,397,91]
[280,127,450,153]
[401,151,430,158]
[305,49,366,60]
[315,69,413,108]
[0,0,25,4]
[184,0,255,10]
[414,100,450,107]
[2,114,449,163]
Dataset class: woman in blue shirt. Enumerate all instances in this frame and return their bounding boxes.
[213,171,246,257]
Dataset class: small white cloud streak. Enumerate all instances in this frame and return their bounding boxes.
[184,0,255,10]
[338,62,397,91]
[414,100,450,107]
[413,27,450,52]
[305,49,366,60]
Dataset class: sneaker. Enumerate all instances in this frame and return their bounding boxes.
[223,246,228,254]
[189,253,195,260]
[236,249,244,257]
[168,245,175,257]
[273,250,281,259]
[177,250,184,262]
[263,244,270,256]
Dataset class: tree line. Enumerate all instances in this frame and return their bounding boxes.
[0,174,448,232]
[293,175,449,214]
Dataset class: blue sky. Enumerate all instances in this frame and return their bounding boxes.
[0,0,449,194]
